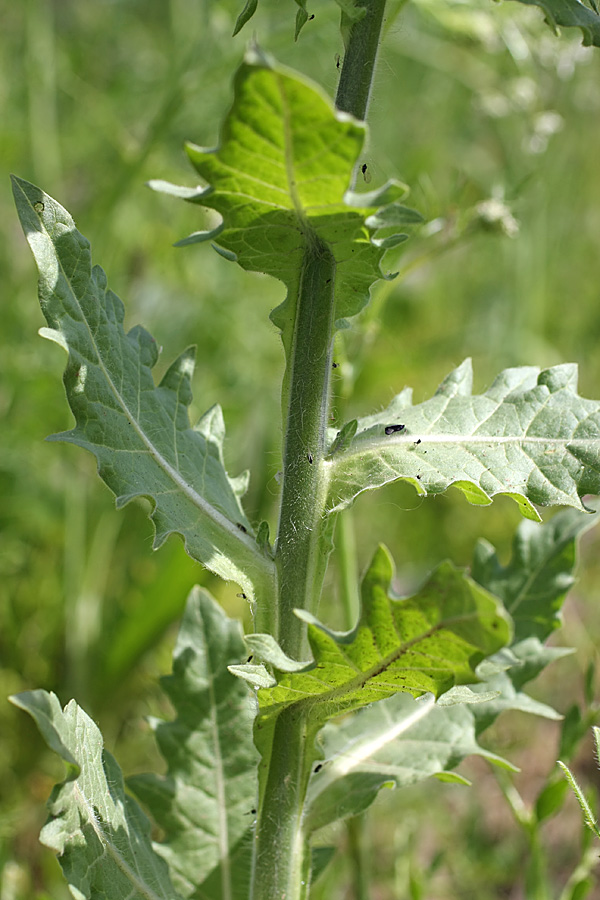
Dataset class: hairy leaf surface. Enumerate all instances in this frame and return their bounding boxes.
[11,176,275,607]
[507,0,600,48]
[304,692,510,834]
[10,691,181,900]
[151,52,420,361]
[129,588,258,900]
[303,509,593,829]
[326,359,600,520]
[232,546,511,774]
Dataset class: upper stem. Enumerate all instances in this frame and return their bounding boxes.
[336,0,389,121]
[275,240,336,659]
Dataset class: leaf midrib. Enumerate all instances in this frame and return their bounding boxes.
[262,609,490,719]
[26,184,272,579]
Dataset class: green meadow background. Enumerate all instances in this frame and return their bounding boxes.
[2,0,599,896]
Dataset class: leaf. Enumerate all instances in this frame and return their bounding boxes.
[325,359,600,521]
[467,508,597,732]
[9,690,182,900]
[11,175,275,608]
[472,507,599,643]
[506,0,600,48]
[129,587,259,900]
[232,545,511,779]
[232,0,365,36]
[152,51,419,362]
[232,0,258,36]
[304,692,513,833]
[304,509,592,829]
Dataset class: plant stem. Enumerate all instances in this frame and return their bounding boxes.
[250,708,313,900]
[275,240,336,659]
[336,0,389,121]
[347,815,371,900]
[255,8,392,899]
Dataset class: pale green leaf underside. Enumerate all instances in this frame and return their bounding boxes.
[234,545,511,750]
[157,52,417,352]
[129,588,258,900]
[304,692,511,834]
[507,0,600,48]
[11,175,275,604]
[326,359,600,520]
[9,691,181,900]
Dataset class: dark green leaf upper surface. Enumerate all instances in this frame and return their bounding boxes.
[233,545,511,766]
[303,510,594,831]
[326,359,600,520]
[10,691,181,900]
[11,175,275,605]
[129,588,258,900]
[152,53,420,355]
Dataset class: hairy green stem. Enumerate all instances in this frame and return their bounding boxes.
[254,8,391,899]
[250,708,313,900]
[336,0,389,121]
[275,241,336,659]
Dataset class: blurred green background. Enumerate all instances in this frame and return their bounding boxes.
[2,0,600,897]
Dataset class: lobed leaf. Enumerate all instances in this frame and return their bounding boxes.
[325,359,600,520]
[233,545,511,773]
[304,693,512,834]
[9,691,182,900]
[506,0,600,48]
[303,509,594,830]
[129,588,258,900]
[152,52,420,362]
[472,506,599,643]
[11,176,275,608]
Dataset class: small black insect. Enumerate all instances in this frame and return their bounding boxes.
[384,424,405,435]
[247,655,254,663]
[236,522,247,533]
[237,592,247,600]
[416,474,421,480]
[332,362,339,369]
[314,763,323,773]
[361,163,372,184]
[308,13,315,19]
[415,438,422,445]
[307,453,314,464]
[335,53,341,68]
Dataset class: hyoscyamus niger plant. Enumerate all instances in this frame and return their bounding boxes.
[10,1,600,898]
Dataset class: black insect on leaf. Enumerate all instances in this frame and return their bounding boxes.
[314,763,323,773]
[236,523,247,533]
[307,453,314,464]
[361,163,372,184]
[384,424,405,435]
[332,362,339,369]
[335,53,341,68]
[415,438,422,445]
